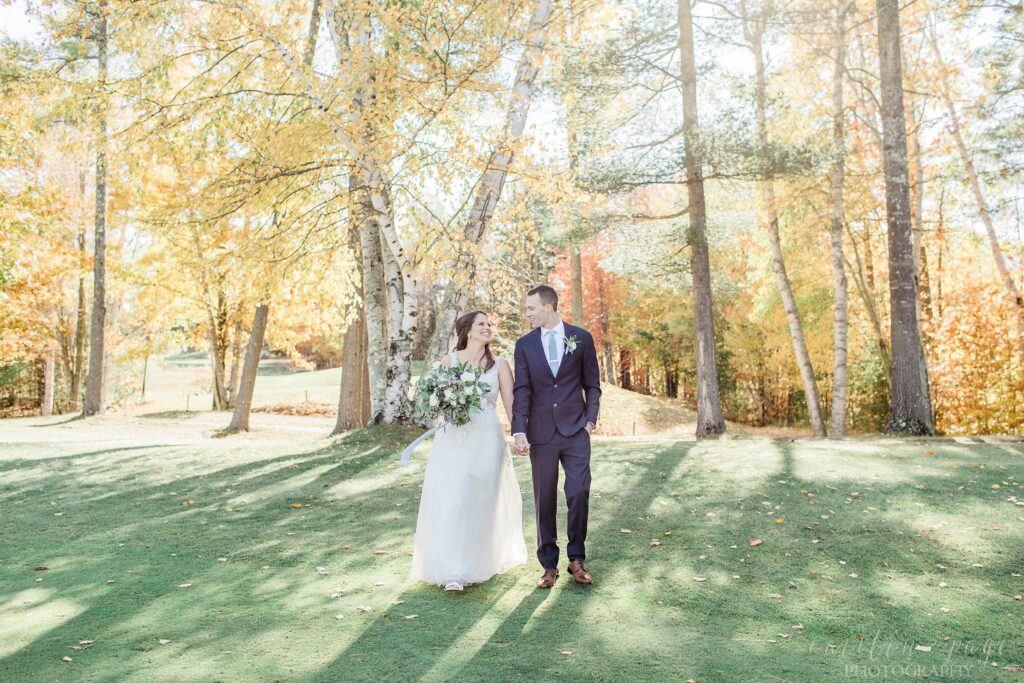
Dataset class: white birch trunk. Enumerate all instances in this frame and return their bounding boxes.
[829,0,852,438]
[744,5,826,436]
[428,0,554,360]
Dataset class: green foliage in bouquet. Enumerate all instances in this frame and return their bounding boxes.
[413,359,492,426]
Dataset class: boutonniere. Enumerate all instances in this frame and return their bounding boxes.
[564,334,579,355]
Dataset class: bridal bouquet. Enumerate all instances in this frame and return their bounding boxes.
[412,360,492,427]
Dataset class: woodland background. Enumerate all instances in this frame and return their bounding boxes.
[1,0,1023,437]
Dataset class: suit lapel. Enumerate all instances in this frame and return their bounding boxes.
[527,328,551,379]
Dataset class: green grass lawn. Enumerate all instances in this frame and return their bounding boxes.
[1,415,1022,682]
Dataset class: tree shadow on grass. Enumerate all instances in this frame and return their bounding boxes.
[0,427,422,681]
[311,441,692,682]
[1,432,1021,682]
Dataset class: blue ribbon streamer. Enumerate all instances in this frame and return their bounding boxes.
[399,421,448,466]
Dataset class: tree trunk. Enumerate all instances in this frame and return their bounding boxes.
[829,0,852,438]
[71,177,88,412]
[227,319,243,408]
[620,348,632,391]
[354,172,388,423]
[209,289,230,410]
[876,0,934,434]
[746,9,826,436]
[570,246,584,325]
[303,0,322,66]
[846,225,892,383]
[227,303,269,432]
[596,274,615,385]
[376,181,415,424]
[678,0,725,436]
[427,0,554,361]
[41,355,55,416]
[930,31,1024,360]
[334,306,371,433]
[82,2,108,417]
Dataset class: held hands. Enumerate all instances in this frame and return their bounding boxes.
[514,433,530,456]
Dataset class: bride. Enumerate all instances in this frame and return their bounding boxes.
[410,310,528,592]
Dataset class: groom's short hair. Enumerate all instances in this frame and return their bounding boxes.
[528,285,558,310]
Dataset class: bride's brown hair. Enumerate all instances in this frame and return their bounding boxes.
[453,310,495,372]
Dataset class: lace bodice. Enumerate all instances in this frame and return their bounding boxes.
[479,362,500,408]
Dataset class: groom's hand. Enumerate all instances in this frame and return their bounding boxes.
[514,433,529,456]
[585,422,595,434]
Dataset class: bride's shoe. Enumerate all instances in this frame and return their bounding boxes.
[444,581,464,592]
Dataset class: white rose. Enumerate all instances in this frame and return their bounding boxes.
[460,371,475,382]
[444,390,454,401]
[464,386,474,395]
[429,394,440,407]
[432,361,441,369]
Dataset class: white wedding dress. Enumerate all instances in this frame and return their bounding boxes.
[410,361,528,586]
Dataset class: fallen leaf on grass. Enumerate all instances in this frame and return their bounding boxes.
[158,639,171,645]
[392,599,406,605]
[693,577,707,582]
[177,583,192,589]
[290,503,303,508]
[768,593,783,598]
[914,645,932,653]
[316,567,329,575]
[792,624,804,630]
[650,540,661,547]
[774,517,785,524]
[357,606,372,613]
[372,550,387,555]
[403,615,418,620]
[620,529,632,534]
[748,537,763,547]
[560,650,573,656]
[62,656,72,662]
[33,566,48,571]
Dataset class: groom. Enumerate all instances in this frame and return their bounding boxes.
[512,285,601,589]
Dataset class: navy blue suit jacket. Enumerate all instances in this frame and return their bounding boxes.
[511,323,602,445]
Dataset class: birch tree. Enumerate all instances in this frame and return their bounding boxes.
[427,0,554,360]
[739,0,826,436]
[827,0,853,437]
[928,24,1024,362]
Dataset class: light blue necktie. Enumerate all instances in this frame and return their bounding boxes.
[547,330,560,376]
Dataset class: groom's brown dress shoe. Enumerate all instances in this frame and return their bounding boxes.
[567,560,592,585]
[537,567,559,589]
